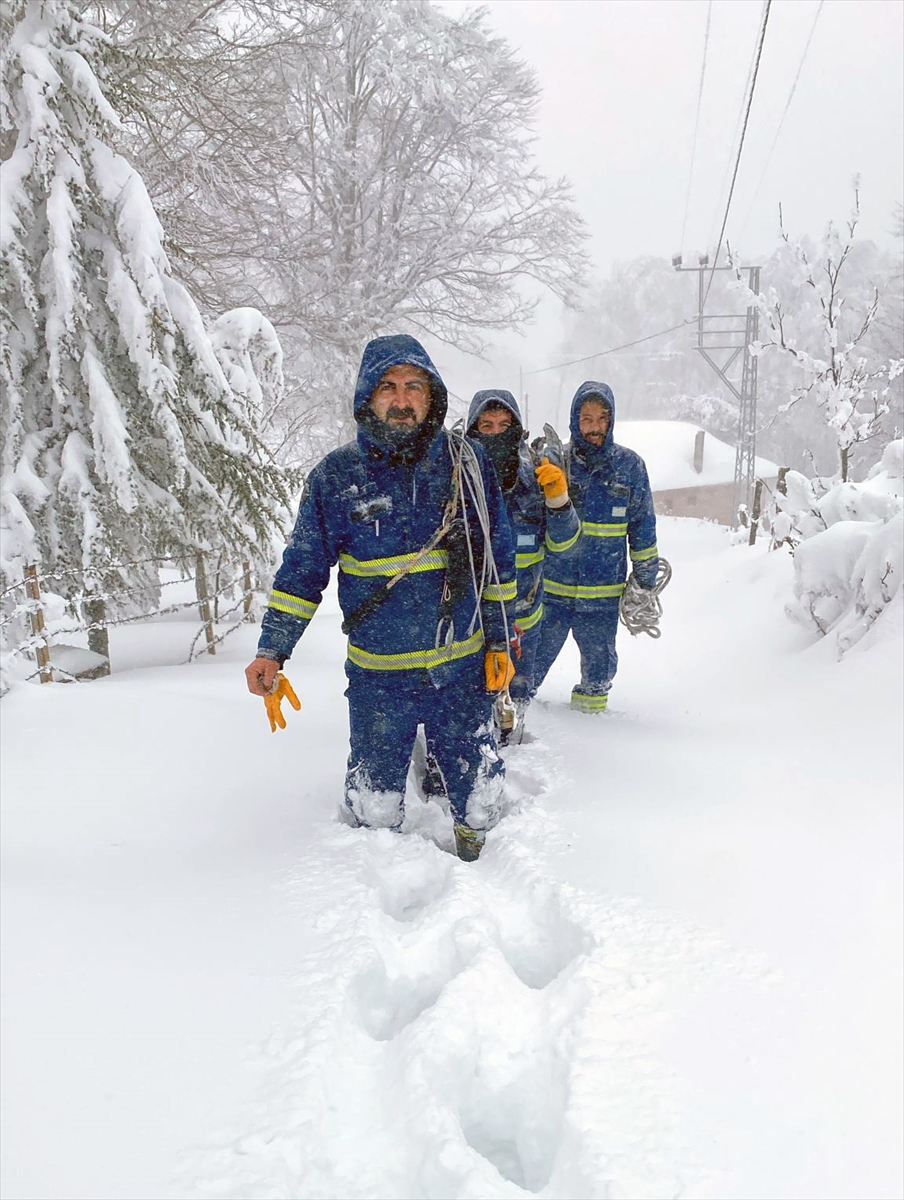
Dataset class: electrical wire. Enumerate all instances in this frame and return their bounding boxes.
[705,9,761,253]
[737,0,824,242]
[680,0,712,257]
[702,0,772,308]
[524,320,695,377]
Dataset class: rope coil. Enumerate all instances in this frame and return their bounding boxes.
[619,559,673,639]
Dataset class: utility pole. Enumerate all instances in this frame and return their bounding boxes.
[673,254,761,523]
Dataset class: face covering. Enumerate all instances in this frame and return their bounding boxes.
[471,424,522,491]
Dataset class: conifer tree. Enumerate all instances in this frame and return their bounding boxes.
[0,0,294,610]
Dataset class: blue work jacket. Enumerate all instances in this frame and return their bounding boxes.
[467,389,580,633]
[258,336,516,687]
[544,382,659,610]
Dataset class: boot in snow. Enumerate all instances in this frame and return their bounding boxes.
[453,823,486,862]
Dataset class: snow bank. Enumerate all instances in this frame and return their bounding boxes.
[780,440,904,655]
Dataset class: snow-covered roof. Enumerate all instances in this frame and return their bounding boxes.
[616,420,779,491]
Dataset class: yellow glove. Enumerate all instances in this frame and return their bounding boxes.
[535,457,569,505]
[264,672,301,732]
[484,648,516,692]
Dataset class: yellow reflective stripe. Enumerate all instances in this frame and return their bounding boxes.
[346,629,484,671]
[482,580,517,602]
[516,549,545,569]
[268,590,319,620]
[582,521,628,538]
[630,543,658,562]
[338,549,448,577]
[517,603,544,632]
[571,690,609,712]
[545,528,580,553]
[544,579,625,600]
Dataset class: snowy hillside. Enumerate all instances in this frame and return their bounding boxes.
[1,517,901,1200]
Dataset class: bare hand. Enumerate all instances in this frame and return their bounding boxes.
[245,656,281,696]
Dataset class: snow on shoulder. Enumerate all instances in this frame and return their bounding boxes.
[617,420,779,491]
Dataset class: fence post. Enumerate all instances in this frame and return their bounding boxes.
[194,553,216,656]
[771,467,790,550]
[24,565,53,684]
[242,561,255,622]
[82,595,111,678]
[748,479,764,546]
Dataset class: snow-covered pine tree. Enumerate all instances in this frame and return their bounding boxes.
[0,0,295,620]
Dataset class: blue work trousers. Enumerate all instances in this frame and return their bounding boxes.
[345,659,503,830]
[532,600,620,697]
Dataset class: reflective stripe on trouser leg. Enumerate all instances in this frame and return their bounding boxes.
[570,603,619,711]
[570,689,609,713]
[422,661,504,830]
[344,677,421,828]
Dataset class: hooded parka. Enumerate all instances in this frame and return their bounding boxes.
[258,337,516,684]
[543,382,659,605]
[466,389,580,699]
[533,382,659,711]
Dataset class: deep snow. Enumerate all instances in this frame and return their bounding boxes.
[1,518,901,1200]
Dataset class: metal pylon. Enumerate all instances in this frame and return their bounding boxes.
[673,259,761,524]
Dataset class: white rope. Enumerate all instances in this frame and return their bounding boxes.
[619,559,673,639]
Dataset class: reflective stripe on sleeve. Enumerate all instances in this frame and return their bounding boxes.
[544,579,626,600]
[516,602,544,632]
[338,549,448,577]
[582,521,628,538]
[481,580,517,602]
[516,548,545,569]
[267,590,319,620]
[630,544,659,562]
[545,528,580,553]
[346,629,484,671]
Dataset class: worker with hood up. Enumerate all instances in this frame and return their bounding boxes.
[465,389,580,740]
[244,335,517,861]
[533,382,659,712]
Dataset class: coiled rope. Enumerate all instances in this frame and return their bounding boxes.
[619,559,673,639]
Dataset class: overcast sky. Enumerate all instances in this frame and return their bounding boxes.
[429,0,904,426]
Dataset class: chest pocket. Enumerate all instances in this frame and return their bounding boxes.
[607,481,630,519]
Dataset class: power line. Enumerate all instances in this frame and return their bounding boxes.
[737,0,824,242]
[706,7,762,253]
[703,0,772,307]
[524,321,695,377]
[680,0,712,257]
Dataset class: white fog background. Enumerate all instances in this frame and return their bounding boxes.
[435,0,904,430]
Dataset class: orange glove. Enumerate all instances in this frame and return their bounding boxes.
[484,648,516,692]
[264,672,301,732]
[535,457,569,505]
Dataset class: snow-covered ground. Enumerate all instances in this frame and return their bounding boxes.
[2,517,901,1200]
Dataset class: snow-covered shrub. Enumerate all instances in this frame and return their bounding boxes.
[784,439,903,654]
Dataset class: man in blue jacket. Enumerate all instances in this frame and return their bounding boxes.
[533,382,659,713]
[466,389,580,739]
[244,335,516,861]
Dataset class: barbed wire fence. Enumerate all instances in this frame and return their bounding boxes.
[0,554,262,693]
